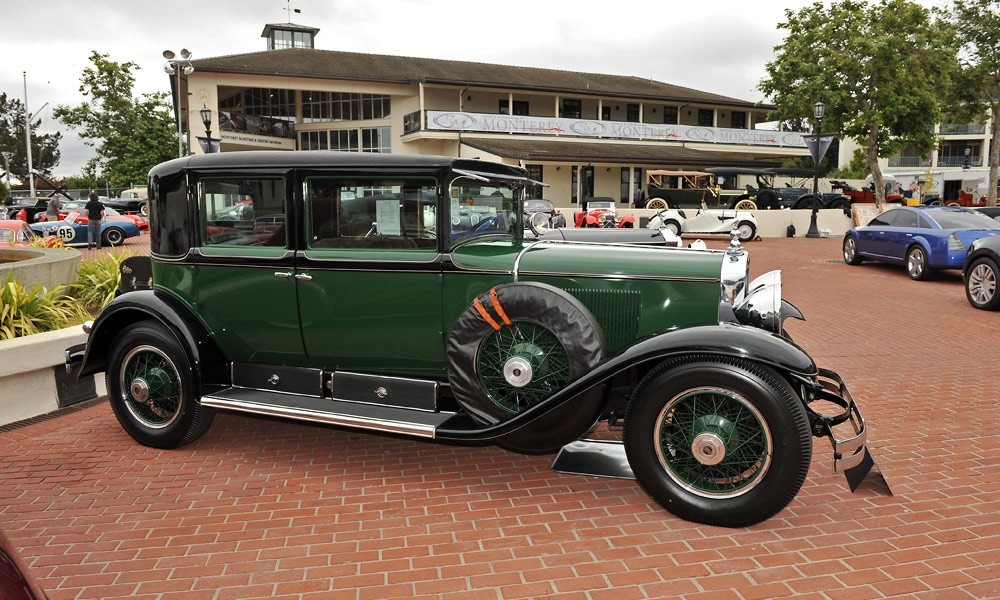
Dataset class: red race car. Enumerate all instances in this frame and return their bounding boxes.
[573,198,636,228]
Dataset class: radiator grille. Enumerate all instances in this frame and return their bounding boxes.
[565,288,642,352]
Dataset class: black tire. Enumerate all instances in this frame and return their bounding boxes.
[906,245,932,280]
[663,219,682,236]
[829,198,851,211]
[966,257,1000,310]
[106,321,215,449]
[103,227,126,246]
[755,189,778,209]
[736,221,756,242]
[843,235,863,265]
[623,356,812,527]
[140,201,149,217]
[446,282,607,424]
[793,196,821,210]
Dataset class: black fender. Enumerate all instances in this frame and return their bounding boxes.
[78,289,230,394]
[437,323,816,449]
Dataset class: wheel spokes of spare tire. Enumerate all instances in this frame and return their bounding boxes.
[476,320,571,413]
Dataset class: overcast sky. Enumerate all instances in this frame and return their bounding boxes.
[3,0,945,179]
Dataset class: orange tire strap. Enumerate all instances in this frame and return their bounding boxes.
[488,286,512,326]
[473,297,502,331]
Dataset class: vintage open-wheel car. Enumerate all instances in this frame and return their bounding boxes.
[67,152,881,528]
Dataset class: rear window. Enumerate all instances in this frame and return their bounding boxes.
[928,210,1000,230]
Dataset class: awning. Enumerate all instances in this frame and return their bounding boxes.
[460,137,783,169]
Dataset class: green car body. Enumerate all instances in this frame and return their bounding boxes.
[69,152,879,528]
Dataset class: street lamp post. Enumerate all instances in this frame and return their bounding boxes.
[806,101,826,239]
[163,49,194,158]
[200,105,213,153]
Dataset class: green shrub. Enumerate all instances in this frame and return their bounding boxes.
[74,251,134,311]
[0,273,90,340]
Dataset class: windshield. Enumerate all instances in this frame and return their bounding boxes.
[449,176,520,246]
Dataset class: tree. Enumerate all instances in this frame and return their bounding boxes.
[52,51,177,189]
[945,0,1000,207]
[759,0,958,204]
[0,92,62,186]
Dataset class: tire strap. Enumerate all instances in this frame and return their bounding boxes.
[488,287,512,326]
[473,297,502,331]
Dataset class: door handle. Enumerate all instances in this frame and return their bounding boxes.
[294,273,313,281]
[274,272,292,278]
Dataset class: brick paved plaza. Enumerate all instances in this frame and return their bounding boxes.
[1,234,998,599]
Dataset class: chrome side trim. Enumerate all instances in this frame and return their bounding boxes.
[199,395,443,438]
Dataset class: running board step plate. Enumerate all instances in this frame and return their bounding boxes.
[200,388,455,438]
[550,439,635,480]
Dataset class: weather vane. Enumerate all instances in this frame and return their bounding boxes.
[284,0,302,23]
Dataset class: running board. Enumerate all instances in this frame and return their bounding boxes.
[200,388,455,438]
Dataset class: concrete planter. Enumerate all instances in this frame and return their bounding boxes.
[0,325,103,427]
[0,247,82,291]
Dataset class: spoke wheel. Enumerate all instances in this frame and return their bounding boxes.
[654,387,771,497]
[646,198,669,211]
[966,257,1000,310]
[120,345,183,428]
[477,321,571,414]
[107,321,214,448]
[623,356,811,527]
[734,200,757,211]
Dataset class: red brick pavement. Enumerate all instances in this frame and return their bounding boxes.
[3,235,1000,600]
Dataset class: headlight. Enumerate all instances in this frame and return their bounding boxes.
[719,243,749,304]
[528,211,550,235]
[733,270,804,334]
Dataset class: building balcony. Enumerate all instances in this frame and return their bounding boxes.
[403,110,806,149]
[939,123,987,136]
[938,155,984,168]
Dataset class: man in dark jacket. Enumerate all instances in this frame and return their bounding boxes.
[84,192,105,249]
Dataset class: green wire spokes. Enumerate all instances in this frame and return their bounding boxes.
[656,388,772,497]
[477,320,571,414]
[120,345,183,428]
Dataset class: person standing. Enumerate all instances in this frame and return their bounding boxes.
[46,195,61,221]
[84,192,105,249]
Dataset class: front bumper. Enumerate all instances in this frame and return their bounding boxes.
[803,368,885,492]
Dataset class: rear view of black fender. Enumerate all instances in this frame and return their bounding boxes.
[77,290,228,392]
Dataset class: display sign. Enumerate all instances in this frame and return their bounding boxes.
[425,111,806,148]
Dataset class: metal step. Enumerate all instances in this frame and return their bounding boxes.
[200,387,455,438]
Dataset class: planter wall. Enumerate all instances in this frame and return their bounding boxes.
[0,325,103,427]
[0,247,82,291]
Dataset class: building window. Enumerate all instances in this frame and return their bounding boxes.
[300,130,329,150]
[562,99,582,119]
[526,164,543,199]
[626,104,640,122]
[730,111,747,129]
[330,93,390,121]
[269,29,314,50]
[601,106,611,121]
[697,109,714,127]
[361,127,391,153]
[499,100,529,115]
[302,91,331,124]
[218,87,296,138]
[663,106,678,125]
[330,129,359,151]
[620,167,630,205]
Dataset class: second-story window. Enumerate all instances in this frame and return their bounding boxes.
[663,106,678,125]
[499,100,529,115]
[562,99,582,119]
[698,109,714,127]
[626,104,640,122]
[731,111,747,129]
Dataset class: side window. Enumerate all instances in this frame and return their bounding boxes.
[201,178,286,247]
[305,177,437,250]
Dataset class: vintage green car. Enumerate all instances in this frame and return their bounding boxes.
[67,152,878,527]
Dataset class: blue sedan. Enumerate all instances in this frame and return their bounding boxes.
[30,217,140,247]
[843,205,1000,280]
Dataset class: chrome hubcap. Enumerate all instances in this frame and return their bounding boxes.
[969,263,996,304]
[503,356,534,387]
[130,378,150,403]
[691,432,727,466]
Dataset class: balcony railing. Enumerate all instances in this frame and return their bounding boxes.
[937,156,984,168]
[888,156,932,167]
[939,123,987,136]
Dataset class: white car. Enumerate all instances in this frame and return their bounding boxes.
[648,206,758,242]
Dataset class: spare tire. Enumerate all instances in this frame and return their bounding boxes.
[446,282,607,424]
